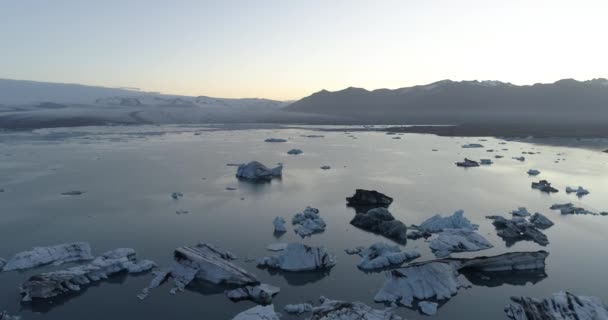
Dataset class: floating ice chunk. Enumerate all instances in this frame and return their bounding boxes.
[257,243,336,272]
[529,213,554,229]
[2,242,94,271]
[511,207,531,217]
[350,207,408,244]
[225,283,280,305]
[505,291,608,320]
[356,243,420,270]
[429,229,493,257]
[320,165,331,170]
[287,149,303,155]
[311,297,402,320]
[375,251,548,309]
[171,192,183,199]
[346,189,393,207]
[273,217,286,233]
[566,186,590,196]
[232,305,279,320]
[486,215,550,246]
[292,207,326,237]
[550,203,598,215]
[527,169,541,176]
[0,258,5,270]
[513,156,525,162]
[419,301,438,316]
[419,210,478,233]
[236,161,282,181]
[455,158,479,167]
[480,159,493,165]
[531,180,558,193]
[264,138,287,143]
[19,248,155,301]
[462,143,484,148]
[284,303,313,314]
[140,242,258,299]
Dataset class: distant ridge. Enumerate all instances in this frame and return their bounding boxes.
[285,78,608,125]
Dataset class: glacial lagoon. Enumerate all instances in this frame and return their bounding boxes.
[1,125,607,319]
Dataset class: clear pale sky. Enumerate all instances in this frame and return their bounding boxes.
[1,0,606,100]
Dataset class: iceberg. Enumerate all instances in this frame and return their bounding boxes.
[2,242,94,272]
[236,161,283,181]
[257,243,336,272]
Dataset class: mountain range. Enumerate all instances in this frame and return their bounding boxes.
[1,78,608,136]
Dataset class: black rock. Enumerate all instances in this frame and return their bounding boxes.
[346,189,393,207]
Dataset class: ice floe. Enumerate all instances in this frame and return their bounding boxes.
[375,251,548,309]
[550,203,602,215]
[418,210,478,233]
[292,207,326,237]
[419,301,438,316]
[287,149,303,155]
[486,211,552,246]
[225,283,280,305]
[505,291,608,320]
[19,248,155,301]
[273,217,286,233]
[264,138,287,143]
[171,192,183,199]
[2,242,94,271]
[311,297,402,320]
[232,305,279,320]
[236,161,282,181]
[139,242,258,298]
[350,207,408,244]
[356,243,420,270]
[257,243,336,272]
[429,229,493,257]
[566,186,590,197]
[284,303,313,314]
[511,207,531,217]
[527,169,541,176]
[531,180,559,193]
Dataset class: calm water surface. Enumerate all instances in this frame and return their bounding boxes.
[1,125,607,319]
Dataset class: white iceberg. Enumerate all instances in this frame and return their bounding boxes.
[311,297,402,320]
[225,283,280,305]
[19,248,155,301]
[257,243,336,272]
[292,207,326,237]
[232,305,279,320]
[273,217,286,233]
[284,303,313,314]
[418,210,478,233]
[2,242,94,271]
[419,301,438,316]
[375,251,549,308]
[429,229,493,257]
[356,243,420,270]
[140,242,258,298]
[505,291,608,320]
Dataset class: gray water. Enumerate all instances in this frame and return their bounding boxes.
[1,125,607,319]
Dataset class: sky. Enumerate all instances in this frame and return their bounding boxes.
[1,0,607,100]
